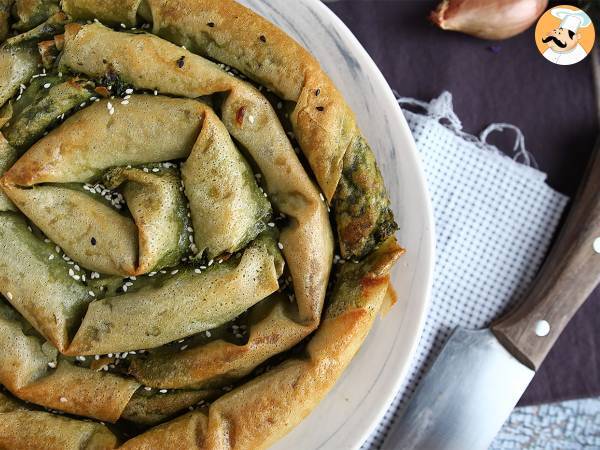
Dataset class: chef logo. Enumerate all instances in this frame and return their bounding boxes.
[535,5,595,66]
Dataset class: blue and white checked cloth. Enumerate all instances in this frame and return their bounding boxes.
[364,92,569,449]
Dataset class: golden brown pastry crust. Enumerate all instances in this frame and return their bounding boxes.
[60,0,397,259]
[0,1,404,448]
[122,238,404,450]
[0,391,118,450]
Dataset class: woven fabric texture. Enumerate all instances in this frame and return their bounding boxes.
[364,93,569,449]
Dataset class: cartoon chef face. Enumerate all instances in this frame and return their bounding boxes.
[542,27,581,53]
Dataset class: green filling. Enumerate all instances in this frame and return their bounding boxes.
[3,76,94,151]
[5,11,67,47]
[333,135,398,260]
[12,0,60,32]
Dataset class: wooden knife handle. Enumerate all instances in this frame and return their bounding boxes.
[492,140,600,371]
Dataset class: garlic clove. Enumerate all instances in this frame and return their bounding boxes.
[430,0,549,41]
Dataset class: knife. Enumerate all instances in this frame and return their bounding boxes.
[382,139,600,450]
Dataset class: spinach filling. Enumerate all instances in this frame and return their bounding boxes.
[333,135,398,260]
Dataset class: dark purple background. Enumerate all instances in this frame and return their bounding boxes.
[325,0,600,406]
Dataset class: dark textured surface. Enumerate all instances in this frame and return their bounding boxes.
[326,0,599,406]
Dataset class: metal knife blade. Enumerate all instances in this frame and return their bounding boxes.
[381,328,534,450]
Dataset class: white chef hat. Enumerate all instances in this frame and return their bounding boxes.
[551,7,592,34]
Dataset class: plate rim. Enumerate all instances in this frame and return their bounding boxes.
[307,1,436,447]
[236,0,436,447]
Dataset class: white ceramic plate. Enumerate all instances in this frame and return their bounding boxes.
[238,1,435,448]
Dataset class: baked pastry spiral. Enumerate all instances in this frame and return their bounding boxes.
[0,1,403,448]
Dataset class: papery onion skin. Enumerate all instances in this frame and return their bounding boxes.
[430,0,548,40]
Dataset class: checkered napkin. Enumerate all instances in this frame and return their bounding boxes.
[363,92,569,449]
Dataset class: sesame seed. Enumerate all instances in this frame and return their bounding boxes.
[154,90,158,96]
[55,245,61,253]
[107,102,113,110]
[80,102,86,108]
[171,269,179,275]
[144,386,152,391]
[121,100,129,105]
[109,108,114,115]
[48,361,56,368]
[277,242,284,250]
[205,331,212,337]
[43,83,51,89]
[248,115,255,124]
[68,269,75,276]
[59,397,67,403]
[208,259,214,266]
[194,269,202,274]
[151,167,159,172]
[319,193,325,202]
[88,291,95,297]
[120,23,126,28]
[122,285,128,292]
[267,222,275,227]
[159,389,168,394]
[76,356,86,361]
[125,88,133,94]
[180,345,188,351]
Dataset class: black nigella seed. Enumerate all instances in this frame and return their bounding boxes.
[207,22,215,28]
[316,106,324,111]
[91,237,97,245]
[315,88,321,96]
[259,35,267,43]
[176,56,185,68]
